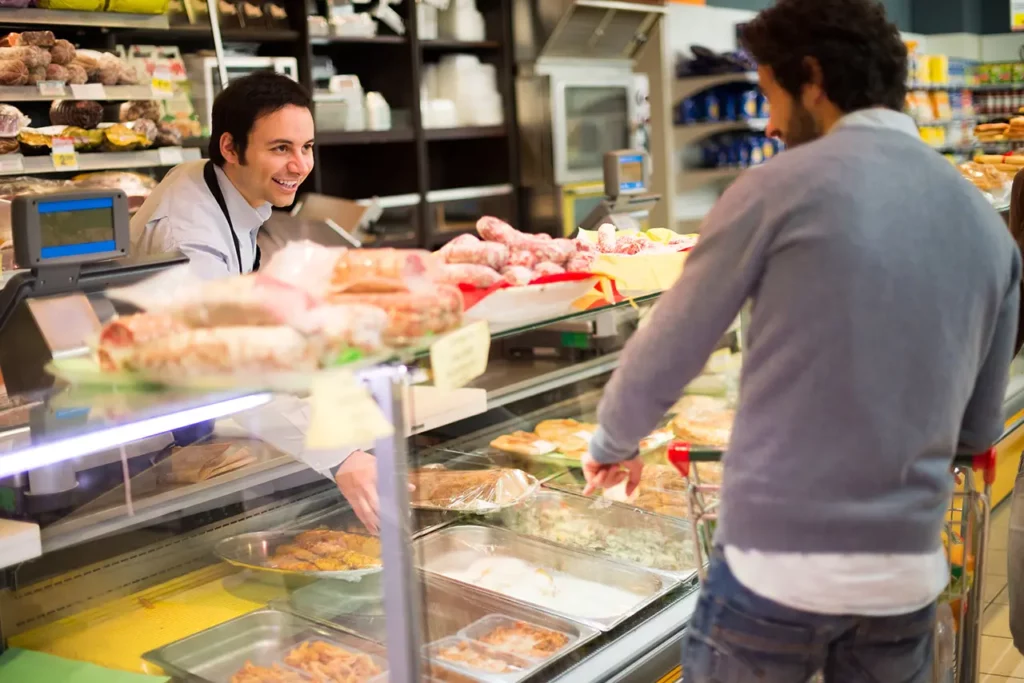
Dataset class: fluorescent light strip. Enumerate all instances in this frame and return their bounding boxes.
[0,394,273,479]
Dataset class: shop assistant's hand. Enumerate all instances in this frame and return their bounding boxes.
[334,450,417,536]
[335,450,380,534]
[581,452,643,497]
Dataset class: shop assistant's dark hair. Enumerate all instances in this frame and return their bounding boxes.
[740,0,907,113]
[209,70,312,166]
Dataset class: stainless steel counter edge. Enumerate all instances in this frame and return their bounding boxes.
[549,592,698,683]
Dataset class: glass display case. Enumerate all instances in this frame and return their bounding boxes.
[0,290,1020,683]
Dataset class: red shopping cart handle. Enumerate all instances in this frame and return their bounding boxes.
[952,447,998,485]
[667,441,725,477]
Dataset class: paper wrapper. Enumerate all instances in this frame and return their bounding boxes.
[410,467,538,512]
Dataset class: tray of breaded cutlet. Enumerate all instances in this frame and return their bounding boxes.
[215,527,382,580]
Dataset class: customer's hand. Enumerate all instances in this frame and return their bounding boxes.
[335,450,380,534]
[582,452,643,497]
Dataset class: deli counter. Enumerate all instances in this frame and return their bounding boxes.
[1,293,1023,683]
[0,292,725,683]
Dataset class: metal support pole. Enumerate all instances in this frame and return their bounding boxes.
[205,0,230,94]
[364,365,422,683]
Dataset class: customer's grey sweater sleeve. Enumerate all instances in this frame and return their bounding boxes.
[959,248,1023,453]
[590,173,773,465]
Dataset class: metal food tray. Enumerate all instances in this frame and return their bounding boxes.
[142,608,387,682]
[215,528,382,582]
[490,489,700,583]
[414,525,677,632]
[273,573,599,680]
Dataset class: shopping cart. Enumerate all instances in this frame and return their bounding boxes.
[666,443,998,683]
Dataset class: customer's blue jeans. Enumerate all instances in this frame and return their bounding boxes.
[682,548,936,683]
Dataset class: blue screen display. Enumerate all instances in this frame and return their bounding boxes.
[37,196,116,260]
[618,154,645,192]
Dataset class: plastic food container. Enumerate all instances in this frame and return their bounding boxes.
[458,614,575,662]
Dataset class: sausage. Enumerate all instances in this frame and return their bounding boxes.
[614,234,648,255]
[476,215,532,249]
[329,285,463,344]
[533,262,566,277]
[501,266,534,286]
[507,249,538,269]
[522,237,574,265]
[566,253,596,273]
[441,236,509,270]
[436,263,503,288]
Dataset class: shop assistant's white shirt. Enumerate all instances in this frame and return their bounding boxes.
[724,108,949,616]
[130,160,271,280]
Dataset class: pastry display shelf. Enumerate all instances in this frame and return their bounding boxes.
[0,146,201,176]
[0,85,176,102]
[0,8,170,30]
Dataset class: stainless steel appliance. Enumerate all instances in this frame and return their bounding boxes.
[514,0,664,236]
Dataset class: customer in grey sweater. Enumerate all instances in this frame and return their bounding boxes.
[584,1,1021,681]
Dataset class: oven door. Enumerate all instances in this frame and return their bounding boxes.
[551,74,636,185]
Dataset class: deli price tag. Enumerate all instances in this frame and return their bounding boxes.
[70,83,106,100]
[306,369,394,450]
[50,138,78,171]
[36,81,66,97]
[429,320,490,391]
[157,146,184,166]
[0,154,24,174]
[150,67,174,97]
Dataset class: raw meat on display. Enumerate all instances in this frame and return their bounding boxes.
[507,249,538,269]
[437,263,503,288]
[533,261,566,277]
[566,253,596,273]
[502,266,534,286]
[597,224,617,253]
[440,233,509,270]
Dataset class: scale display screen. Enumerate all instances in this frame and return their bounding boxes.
[618,155,645,192]
[38,197,116,260]
[12,189,129,268]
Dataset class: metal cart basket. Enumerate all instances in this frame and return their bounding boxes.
[666,443,998,683]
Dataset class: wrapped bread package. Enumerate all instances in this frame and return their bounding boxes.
[97,313,188,370]
[331,247,437,294]
[118,326,318,376]
[162,275,318,328]
[410,466,538,512]
[329,284,463,344]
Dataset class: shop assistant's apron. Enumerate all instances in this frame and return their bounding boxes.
[202,160,262,274]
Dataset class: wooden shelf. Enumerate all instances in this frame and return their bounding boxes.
[425,125,507,141]
[317,129,416,145]
[311,34,407,45]
[421,38,500,51]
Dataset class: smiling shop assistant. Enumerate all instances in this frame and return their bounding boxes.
[130,71,314,279]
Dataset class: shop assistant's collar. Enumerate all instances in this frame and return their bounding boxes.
[213,164,272,235]
[833,107,921,140]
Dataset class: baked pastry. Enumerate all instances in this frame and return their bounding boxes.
[535,418,596,455]
[490,431,556,456]
[671,395,734,448]
[410,467,534,509]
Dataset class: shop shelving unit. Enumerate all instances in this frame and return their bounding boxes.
[0,0,521,248]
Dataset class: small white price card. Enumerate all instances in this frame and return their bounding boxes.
[429,320,490,391]
[70,83,106,100]
[36,81,65,97]
[50,138,77,171]
[306,369,394,450]
[157,146,184,165]
[0,154,24,174]
[150,67,174,97]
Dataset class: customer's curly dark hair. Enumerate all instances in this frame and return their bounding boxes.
[739,0,907,113]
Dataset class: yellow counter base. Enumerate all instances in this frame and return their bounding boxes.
[9,565,285,675]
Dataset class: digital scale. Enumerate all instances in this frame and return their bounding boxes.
[0,189,186,396]
[577,149,662,233]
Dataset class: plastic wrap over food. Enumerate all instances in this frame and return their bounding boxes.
[0,175,68,199]
[71,171,158,212]
[331,247,436,294]
[409,466,539,511]
[0,105,29,138]
[329,284,463,345]
[498,490,698,574]
[290,303,389,355]
[119,100,162,123]
[436,263,502,288]
[117,326,318,376]
[261,240,345,300]
[97,313,188,370]
[670,395,734,448]
[161,275,319,328]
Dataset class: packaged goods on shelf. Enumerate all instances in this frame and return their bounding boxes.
[70,170,157,211]
[0,104,29,138]
[699,131,779,169]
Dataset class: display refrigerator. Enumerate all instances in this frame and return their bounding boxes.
[0,287,1022,682]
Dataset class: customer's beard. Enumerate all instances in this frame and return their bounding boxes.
[783,104,821,148]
